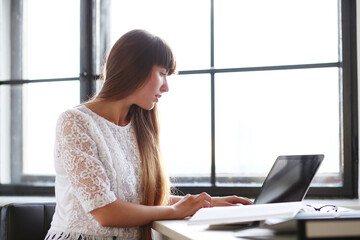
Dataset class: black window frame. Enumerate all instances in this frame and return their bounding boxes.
[0,0,357,198]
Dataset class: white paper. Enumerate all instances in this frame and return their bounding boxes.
[188,201,303,226]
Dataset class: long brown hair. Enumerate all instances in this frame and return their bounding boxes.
[96,29,176,239]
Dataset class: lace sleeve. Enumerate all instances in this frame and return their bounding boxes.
[56,110,117,213]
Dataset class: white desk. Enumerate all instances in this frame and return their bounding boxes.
[152,219,241,240]
[152,219,295,240]
[152,199,360,240]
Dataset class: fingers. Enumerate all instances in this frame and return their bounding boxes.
[227,196,254,205]
[180,193,254,212]
[197,192,212,207]
[175,193,212,218]
[211,195,254,206]
[203,199,211,208]
[233,196,254,205]
[189,192,212,208]
[188,194,253,207]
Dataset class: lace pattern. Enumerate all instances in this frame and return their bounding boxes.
[47,106,142,239]
[45,231,136,240]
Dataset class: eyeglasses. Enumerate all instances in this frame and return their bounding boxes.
[306,204,338,213]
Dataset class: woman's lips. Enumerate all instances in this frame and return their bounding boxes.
[155,95,162,102]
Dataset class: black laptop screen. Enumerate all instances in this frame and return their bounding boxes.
[254,155,324,204]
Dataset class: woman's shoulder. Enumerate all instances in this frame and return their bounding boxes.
[57,105,93,128]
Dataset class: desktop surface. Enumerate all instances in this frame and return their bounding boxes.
[152,219,294,240]
[152,200,360,240]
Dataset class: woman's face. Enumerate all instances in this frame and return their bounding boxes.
[133,65,169,110]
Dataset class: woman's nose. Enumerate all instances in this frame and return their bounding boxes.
[161,78,169,93]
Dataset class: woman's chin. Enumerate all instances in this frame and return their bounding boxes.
[137,103,155,111]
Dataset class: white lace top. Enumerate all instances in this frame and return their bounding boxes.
[46,105,143,240]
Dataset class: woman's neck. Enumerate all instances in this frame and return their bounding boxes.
[85,98,131,126]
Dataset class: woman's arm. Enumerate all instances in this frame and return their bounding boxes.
[91,192,212,227]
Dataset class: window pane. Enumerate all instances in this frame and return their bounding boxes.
[215,68,341,185]
[158,74,211,183]
[0,85,11,183]
[109,0,210,71]
[23,81,80,176]
[24,0,80,79]
[215,0,339,68]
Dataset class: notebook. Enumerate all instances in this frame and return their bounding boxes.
[254,154,324,204]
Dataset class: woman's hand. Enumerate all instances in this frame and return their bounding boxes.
[167,193,253,221]
[211,195,253,206]
[170,192,212,219]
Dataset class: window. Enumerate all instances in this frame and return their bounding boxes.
[109,0,358,198]
[0,0,82,194]
[0,0,357,198]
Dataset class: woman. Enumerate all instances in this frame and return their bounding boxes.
[46,29,252,240]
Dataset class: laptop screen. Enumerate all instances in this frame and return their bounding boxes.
[254,154,324,204]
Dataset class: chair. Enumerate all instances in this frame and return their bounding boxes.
[0,202,55,240]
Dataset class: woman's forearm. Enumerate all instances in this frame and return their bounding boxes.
[90,200,176,227]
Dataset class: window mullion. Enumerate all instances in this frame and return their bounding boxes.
[80,0,97,102]
[210,0,216,186]
[340,0,358,197]
[10,0,23,184]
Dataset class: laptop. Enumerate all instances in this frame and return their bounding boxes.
[254,154,324,204]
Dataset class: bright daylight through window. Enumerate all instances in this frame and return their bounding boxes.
[111,0,338,182]
[110,0,355,195]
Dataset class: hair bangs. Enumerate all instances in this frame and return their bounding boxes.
[153,37,177,75]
